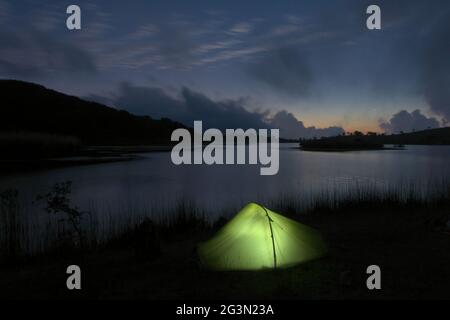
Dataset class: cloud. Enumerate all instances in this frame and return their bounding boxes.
[103,82,269,130]
[0,4,331,76]
[31,5,65,31]
[131,23,160,39]
[156,24,196,68]
[269,24,300,37]
[420,6,450,122]
[97,12,321,71]
[0,28,97,77]
[0,0,97,79]
[379,110,441,134]
[269,111,344,139]
[248,47,313,97]
[0,0,10,24]
[229,22,253,34]
[112,83,183,119]
[351,0,450,123]
[88,83,344,139]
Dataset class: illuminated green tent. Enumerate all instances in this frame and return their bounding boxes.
[198,203,326,271]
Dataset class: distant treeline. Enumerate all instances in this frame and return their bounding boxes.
[301,127,450,149]
[0,132,82,159]
[0,80,186,146]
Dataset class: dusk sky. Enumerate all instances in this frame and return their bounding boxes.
[1,0,449,138]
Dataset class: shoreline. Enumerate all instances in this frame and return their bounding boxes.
[299,146,406,152]
[0,145,174,173]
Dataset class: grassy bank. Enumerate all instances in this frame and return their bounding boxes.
[0,133,146,172]
[1,183,450,299]
[0,132,82,159]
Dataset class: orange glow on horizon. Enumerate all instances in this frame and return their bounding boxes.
[298,115,383,136]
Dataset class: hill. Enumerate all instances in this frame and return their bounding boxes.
[378,127,450,145]
[0,80,186,146]
[300,127,450,150]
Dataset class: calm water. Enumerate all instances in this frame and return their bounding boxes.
[1,144,450,221]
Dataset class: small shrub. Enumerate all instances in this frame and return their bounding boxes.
[36,181,88,250]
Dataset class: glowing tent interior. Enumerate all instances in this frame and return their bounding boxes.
[197,203,327,271]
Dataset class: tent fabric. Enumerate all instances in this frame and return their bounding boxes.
[197,203,327,271]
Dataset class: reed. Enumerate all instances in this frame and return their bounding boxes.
[1,179,449,261]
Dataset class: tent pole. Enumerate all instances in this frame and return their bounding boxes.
[262,206,277,270]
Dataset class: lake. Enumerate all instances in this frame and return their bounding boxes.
[1,144,450,223]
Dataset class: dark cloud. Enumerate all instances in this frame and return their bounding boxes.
[114,83,182,118]
[89,83,344,139]
[156,24,195,68]
[6,0,450,133]
[296,0,450,118]
[269,110,344,139]
[420,4,450,122]
[106,82,268,130]
[180,88,270,129]
[0,27,97,77]
[354,0,450,122]
[379,109,440,134]
[248,47,312,97]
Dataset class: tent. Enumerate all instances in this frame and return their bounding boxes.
[197,203,326,271]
